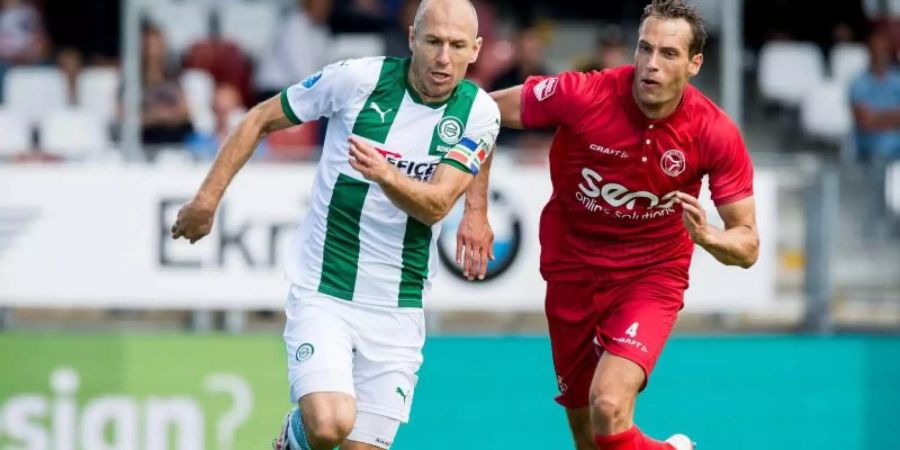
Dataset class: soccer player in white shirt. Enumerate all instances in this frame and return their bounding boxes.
[171,0,498,448]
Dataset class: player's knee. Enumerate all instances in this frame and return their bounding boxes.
[589,387,631,424]
[305,412,354,447]
[302,397,355,447]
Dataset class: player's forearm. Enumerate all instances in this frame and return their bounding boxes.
[463,152,493,213]
[698,225,759,269]
[378,169,458,226]
[193,112,266,207]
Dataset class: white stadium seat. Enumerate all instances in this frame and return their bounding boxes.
[330,34,386,64]
[831,43,869,87]
[758,41,825,107]
[0,109,32,157]
[3,67,68,125]
[77,67,120,124]
[218,1,279,60]
[888,161,900,217]
[800,81,852,144]
[145,1,210,56]
[180,69,216,135]
[39,109,109,159]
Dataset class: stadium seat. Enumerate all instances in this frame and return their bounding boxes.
[800,81,852,145]
[330,34,386,63]
[180,69,215,135]
[0,109,32,158]
[39,109,109,159]
[2,67,68,125]
[145,1,210,56]
[831,43,869,87]
[758,41,825,107]
[77,67,120,124]
[218,1,279,61]
[888,160,900,217]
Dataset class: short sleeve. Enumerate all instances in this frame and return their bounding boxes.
[704,116,754,207]
[279,59,365,124]
[520,71,594,129]
[441,92,501,176]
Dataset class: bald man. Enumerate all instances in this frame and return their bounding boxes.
[170,0,499,449]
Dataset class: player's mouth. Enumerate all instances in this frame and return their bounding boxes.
[640,78,661,87]
[429,71,452,84]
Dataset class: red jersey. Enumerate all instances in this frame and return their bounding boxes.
[521,66,754,281]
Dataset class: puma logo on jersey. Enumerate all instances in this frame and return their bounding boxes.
[369,102,393,123]
[395,386,408,404]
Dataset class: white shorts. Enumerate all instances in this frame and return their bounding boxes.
[284,285,425,430]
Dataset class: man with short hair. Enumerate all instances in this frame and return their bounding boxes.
[479,1,759,448]
[171,0,499,448]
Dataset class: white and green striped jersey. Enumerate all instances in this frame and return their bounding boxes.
[280,57,500,309]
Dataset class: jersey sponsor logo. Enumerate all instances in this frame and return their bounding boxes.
[576,168,678,219]
[375,147,439,181]
[369,101,393,123]
[589,143,630,159]
[295,343,315,362]
[437,116,464,145]
[660,149,686,177]
[301,71,323,89]
[533,77,559,101]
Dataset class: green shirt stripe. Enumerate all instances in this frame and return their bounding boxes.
[351,58,406,143]
[280,89,302,125]
[318,173,369,300]
[398,217,432,307]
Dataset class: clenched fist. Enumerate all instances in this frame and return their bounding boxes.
[171,197,217,244]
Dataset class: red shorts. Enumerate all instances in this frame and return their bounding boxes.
[545,262,688,408]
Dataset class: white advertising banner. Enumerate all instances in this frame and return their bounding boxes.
[0,161,776,312]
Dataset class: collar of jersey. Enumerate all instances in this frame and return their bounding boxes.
[402,57,455,109]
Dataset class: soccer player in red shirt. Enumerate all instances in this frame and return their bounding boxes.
[464,1,759,449]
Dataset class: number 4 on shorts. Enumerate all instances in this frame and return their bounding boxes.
[625,322,639,338]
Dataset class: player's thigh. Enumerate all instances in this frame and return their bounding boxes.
[545,280,603,408]
[596,268,686,388]
[351,306,425,425]
[284,286,357,403]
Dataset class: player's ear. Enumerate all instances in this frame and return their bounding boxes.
[469,36,483,64]
[688,52,703,78]
[408,26,416,53]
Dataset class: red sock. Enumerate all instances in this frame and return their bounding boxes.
[593,426,674,450]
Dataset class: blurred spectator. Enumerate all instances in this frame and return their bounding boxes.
[329,0,387,33]
[43,0,120,65]
[489,27,553,151]
[138,23,193,148]
[186,83,266,160]
[56,46,81,104]
[489,27,549,92]
[577,24,629,72]
[850,26,900,236]
[383,0,416,57]
[0,0,49,101]
[256,0,333,101]
[183,14,254,106]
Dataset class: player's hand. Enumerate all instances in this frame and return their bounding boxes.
[171,197,217,244]
[456,209,494,280]
[348,136,393,184]
[675,192,711,246]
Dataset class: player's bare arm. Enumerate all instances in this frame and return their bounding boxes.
[348,135,473,226]
[490,85,525,129]
[676,192,759,268]
[456,153,495,280]
[171,95,294,243]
